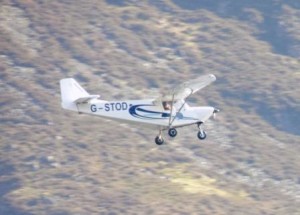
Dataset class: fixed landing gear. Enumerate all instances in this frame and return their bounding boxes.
[167,125,207,140]
[155,128,177,145]
[154,122,208,145]
[197,122,207,140]
[155,136,164,145]
[197,130,207,140]
[155,129,164,145]
[168,128,177,137]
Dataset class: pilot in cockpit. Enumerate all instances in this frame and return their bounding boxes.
[162,101,171,110]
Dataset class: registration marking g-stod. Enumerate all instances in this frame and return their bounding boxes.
[91,102,129,112]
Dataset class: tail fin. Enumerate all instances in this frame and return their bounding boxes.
[60,78,89,104]
[60,78,100,111]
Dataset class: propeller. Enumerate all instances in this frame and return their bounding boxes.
[213,108,220,119]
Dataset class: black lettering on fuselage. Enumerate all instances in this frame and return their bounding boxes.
[122,102,128,110]
[91,104,97,112]
[105,103,110,111]
[104,102,128,111]
[110,103,115,111]
[115,103,121,110]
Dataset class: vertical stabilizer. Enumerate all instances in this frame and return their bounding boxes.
[60,78,89,103]
[60,78,89,110]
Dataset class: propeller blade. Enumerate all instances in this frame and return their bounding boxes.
[213,108,220,119]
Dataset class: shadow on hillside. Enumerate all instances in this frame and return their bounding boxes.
[222,91,300,136]
[171,0,300,57]
[105,0,126,6]
[256,104,300,136]
[0,161,34,215]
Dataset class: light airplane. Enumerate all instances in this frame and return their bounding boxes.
[60,74,219,145]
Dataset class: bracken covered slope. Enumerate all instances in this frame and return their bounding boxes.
[0,1,299,214]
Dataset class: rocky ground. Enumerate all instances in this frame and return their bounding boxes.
[0,1,299,214]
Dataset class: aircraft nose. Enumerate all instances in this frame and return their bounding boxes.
[196,106,215,122]
[213,108,220,114]
[213,108,220,119]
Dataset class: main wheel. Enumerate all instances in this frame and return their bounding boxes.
[155,136,164,145]
[197,131,207,140]
[168,128,177,137]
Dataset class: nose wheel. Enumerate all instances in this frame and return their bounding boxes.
[197,130,207,140]
[197,122,207,140]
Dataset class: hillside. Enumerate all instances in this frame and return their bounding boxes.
[0,0,299,214]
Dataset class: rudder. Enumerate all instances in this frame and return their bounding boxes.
[60,78,89,103]
[60,78,89,110]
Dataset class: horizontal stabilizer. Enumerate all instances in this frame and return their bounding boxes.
[75,95,100,103]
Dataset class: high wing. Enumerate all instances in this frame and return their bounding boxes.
[153,74,216,128]
[155,74,216,103]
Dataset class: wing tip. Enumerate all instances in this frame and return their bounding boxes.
[208,74,216,81]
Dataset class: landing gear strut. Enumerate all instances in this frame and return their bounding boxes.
[197,122,207,140]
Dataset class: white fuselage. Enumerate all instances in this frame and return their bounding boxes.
[64,99,215,128]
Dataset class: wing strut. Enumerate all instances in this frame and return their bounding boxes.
[168,89,193,128]
[168,93,175,127]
